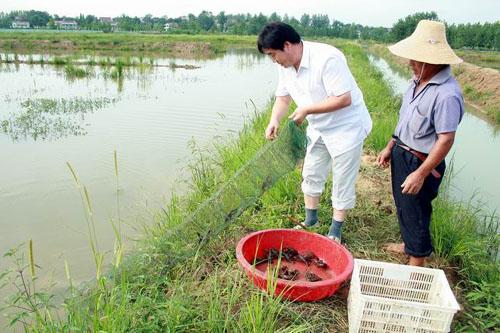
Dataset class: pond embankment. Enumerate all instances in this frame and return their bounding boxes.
[0,31,256,58]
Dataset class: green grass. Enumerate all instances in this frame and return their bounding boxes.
[64,64,92,78]
[462,85,500,124]
[1,40,498,332]
[456,49,500,70]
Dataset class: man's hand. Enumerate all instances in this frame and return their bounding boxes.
[376,148,392,168]
[288,106,308,125]
[265,119,280,140]
[401,170,425,195]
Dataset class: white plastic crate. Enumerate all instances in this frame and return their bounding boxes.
[348,259,460,333]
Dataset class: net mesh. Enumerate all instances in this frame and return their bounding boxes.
[162,121,307,267]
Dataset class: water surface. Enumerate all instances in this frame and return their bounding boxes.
[0,50,277,294]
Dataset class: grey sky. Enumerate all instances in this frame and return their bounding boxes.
[2,0,499,27]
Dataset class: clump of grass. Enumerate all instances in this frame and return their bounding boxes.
[98,57,109,67]
[463,84,492,102]
[4,53,13,63]
[87,57,97,66]
[459,280,500,332]
[64,64,91,78]
[482,105,500,124]
[51,56,68,66]
[431,196,499,282]
[453,65,465,77]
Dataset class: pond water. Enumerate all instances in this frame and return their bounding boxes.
[0,50,277,300]
[369,55,500,215]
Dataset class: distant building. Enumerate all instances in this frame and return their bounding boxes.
[99,17,118,31]
[12,20,30,29]
[99,17,113,24]
[55,20,79,30]
[164,23,178,31]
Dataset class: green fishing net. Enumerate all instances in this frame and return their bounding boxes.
[163,121,307,266]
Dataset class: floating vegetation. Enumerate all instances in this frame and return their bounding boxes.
[87,57,97,66]
[1,97,118,141]
[64,64,92,78]
[0,54,202,73]
[52,56,69,66]
[113,60,124,78]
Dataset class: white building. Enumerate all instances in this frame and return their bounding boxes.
[55,20,79,30]
[99,17,118,31]
[164,23,178,31]
[12,20,30,29]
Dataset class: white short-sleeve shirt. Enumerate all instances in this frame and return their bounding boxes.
[275,41,372,157]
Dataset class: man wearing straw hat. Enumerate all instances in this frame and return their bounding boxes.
[377,20,464,266]
[258,22,372,243]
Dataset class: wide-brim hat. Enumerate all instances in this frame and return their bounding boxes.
[388,20,462,65]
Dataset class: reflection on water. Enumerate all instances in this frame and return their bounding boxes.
[369,54,500,214]
[0,49,277,316]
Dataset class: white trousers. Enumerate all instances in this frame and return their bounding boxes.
[301,137,363,210]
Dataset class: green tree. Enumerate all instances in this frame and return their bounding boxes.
[216,11,227,32]
[269,12,281,23]
[310,14,330,36]
[300,14,311,29]
[391,12,439,41]
[27,12,50,28]
[198,11,215,31]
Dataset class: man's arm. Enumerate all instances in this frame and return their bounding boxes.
[265,95,292,140]
[401,132,455,195]
[288,92,351,125]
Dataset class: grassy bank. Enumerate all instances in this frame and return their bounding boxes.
[367,43,500,124]
[0,31,256,56]
[456,49,500,70]
[1,41,498,332]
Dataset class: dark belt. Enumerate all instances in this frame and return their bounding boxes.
[392,139,441,179]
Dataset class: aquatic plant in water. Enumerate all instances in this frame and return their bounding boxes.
[1,97,118,141]
[64,64,92,78]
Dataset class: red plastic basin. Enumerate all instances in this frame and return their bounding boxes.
[236,228,354,302]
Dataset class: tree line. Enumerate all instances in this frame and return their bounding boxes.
[0,10,498,50]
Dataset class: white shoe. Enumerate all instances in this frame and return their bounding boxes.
[327,235,341,243]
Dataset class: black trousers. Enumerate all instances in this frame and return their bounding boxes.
[390,144,446,257]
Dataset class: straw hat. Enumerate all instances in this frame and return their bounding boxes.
[388,20,462,64]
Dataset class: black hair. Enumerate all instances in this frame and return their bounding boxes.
[257,22,301,53]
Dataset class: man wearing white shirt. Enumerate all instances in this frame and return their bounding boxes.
[258,22,372,242]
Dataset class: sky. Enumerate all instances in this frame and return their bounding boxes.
[2,0,499,27]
